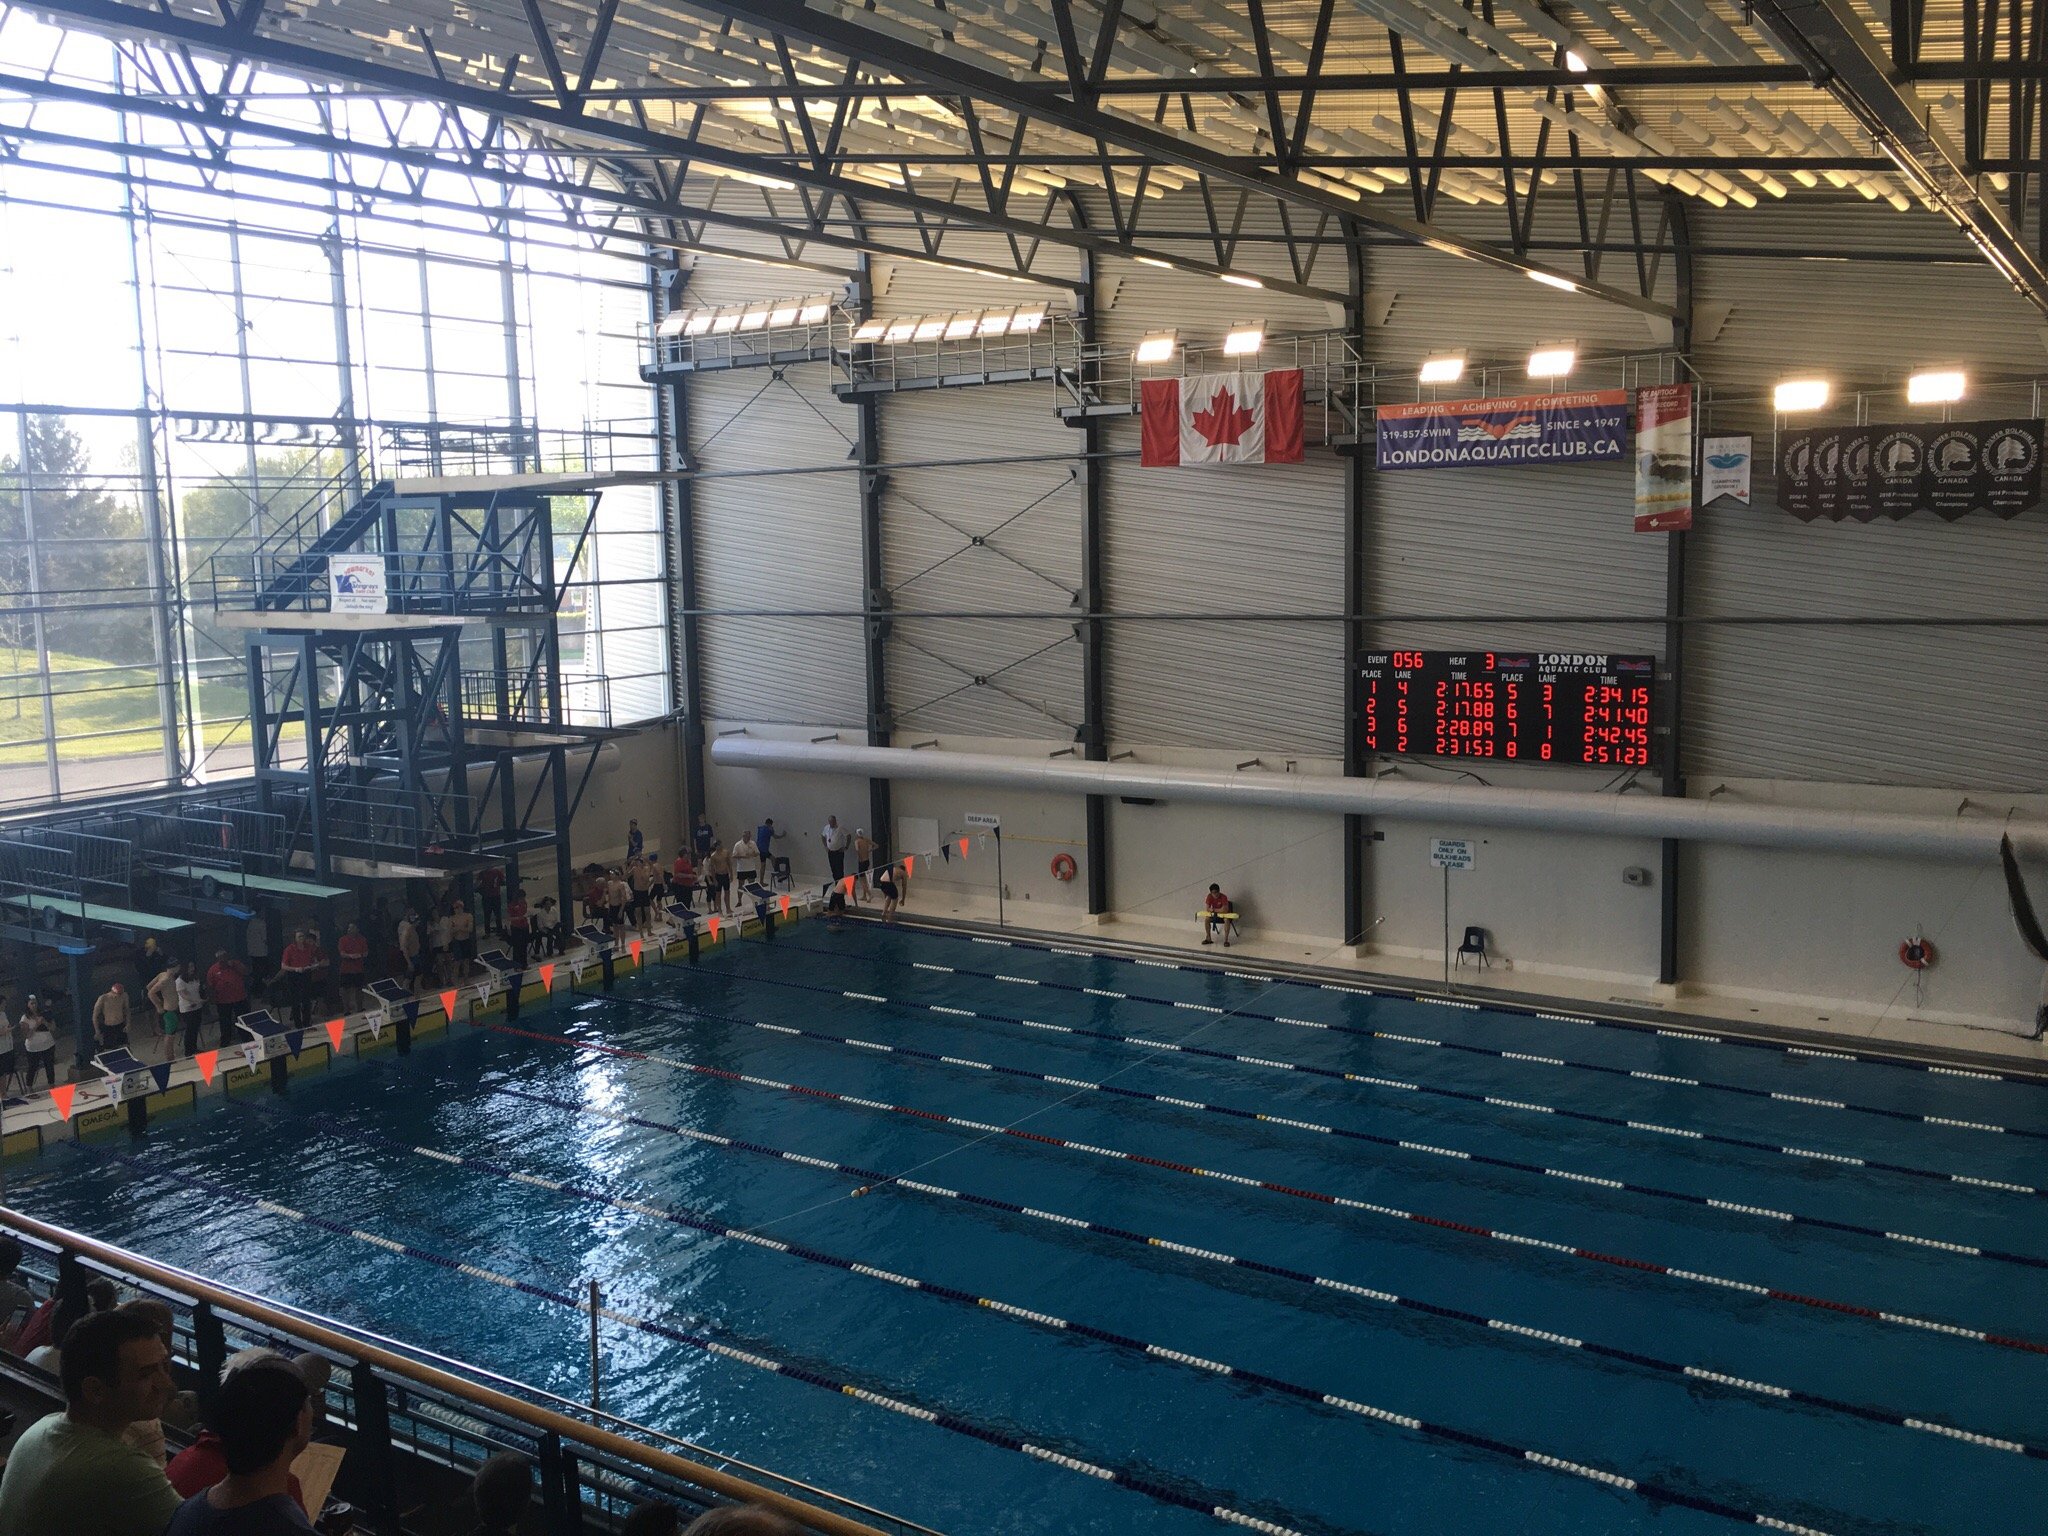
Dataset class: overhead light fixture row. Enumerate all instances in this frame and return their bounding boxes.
[658,295,837,338]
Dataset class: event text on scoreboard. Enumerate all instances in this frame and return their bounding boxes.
[1359,651,1657,766]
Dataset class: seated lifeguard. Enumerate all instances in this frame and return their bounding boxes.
[1201,884,1237,947]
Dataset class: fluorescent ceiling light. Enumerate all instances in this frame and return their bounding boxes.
[1906,369,1966,404]
[797,301,831,324]
[1564,50,1589,72]
[1772,378,1829,413]
[1134,333,1176,364]
[883,319,917,343]
[943,312,978,339]
[1222,324,1264,356]
[976,311,1012,336]
[852,318,887,342]
[1134,256,1175,270]
[1219,273,1264,289]
[1528,270,1578,292]
[767,304,799,326]
[1526,347,1576,378]
[1418,355,1465,384]
[913,317,947,340]
[710,312,740,334]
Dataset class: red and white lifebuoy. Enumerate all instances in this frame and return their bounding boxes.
[1899,937,1937,970]
[1050,853,1078,882]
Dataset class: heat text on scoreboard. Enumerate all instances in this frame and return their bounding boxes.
[1359,650,1657,767]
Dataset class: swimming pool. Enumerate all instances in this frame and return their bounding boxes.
[20,920,2048,1536]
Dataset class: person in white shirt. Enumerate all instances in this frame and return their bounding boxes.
[532,898,561,956]
[172,966,206,1061]
[0,1004,15,1092]
[731,835,760,890]
[21,1006,56,1089]
[821,816,851,889]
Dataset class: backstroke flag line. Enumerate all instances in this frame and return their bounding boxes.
[1140,368,1305,467]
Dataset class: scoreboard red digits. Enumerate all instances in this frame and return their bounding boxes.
[1359,651,1656,768]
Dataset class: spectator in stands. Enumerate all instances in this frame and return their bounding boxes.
[683,1505,802,1535]
[166,1349,321,1502]
[33,1277,119,1376]
[92,982,133,1056]
[449,902,477,976]
[116,1299,193,1466]
[627,818,646,861]
[1202,884,1234,947]
[175,963,206,1061]
[670,850,697,912]
[20,999,56,1089]
[476,866,505,936]
[336,923,370,1015]
[852,828,875,901]
[278,931,321,1030]
[532,897,561,957]
[0,1309,180,1536]
[621,1501,681,1536]
[0,997,17,1094]
[469,1450,534,1536]
[507,888,531,968]
[0,1237,33,1348]
[820,816,851,889]
[162,1357,316,1535]
[703,844,732,917]
[207,951,250,1039]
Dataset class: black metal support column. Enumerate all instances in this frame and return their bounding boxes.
[1071,214,1110,916]
[1342,232,1373,948]
[1659,196,1695,987]
[854,253,892,845]
[664,373,707,826]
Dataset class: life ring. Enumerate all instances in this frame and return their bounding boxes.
[1899,938,1937,970]
[1050,853,1078,882]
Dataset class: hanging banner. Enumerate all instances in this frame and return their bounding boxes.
[1701,434,1753,506]
[1776,418,2042,522]
[1375,389,1630,471]
[1633,383,1694,532]
[1140,369,1305,467]
[328,552,388,614]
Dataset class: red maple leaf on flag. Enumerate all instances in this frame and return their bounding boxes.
[1191,386,1254,447]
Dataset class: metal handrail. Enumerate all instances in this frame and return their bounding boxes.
[0,1208,932,1536]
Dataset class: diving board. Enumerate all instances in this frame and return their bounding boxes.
[160,864,351,902]
[0,895,191,935]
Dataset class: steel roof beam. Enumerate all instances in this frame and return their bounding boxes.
[689,0,1675,316]
[1750,0,2048,313]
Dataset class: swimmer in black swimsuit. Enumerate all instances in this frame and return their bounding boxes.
[873,864,901,924]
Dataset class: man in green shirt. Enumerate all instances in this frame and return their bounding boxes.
[0,1308,180,1536]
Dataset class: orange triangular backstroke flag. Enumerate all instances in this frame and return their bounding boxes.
[540,963,555,992]
[904,855,915,876]
[630,940,643,967]
[440,989,459,1020]
[195,1049,219,1085]
[779,895,790,916]
[50,1084,76,1121]
[323,1019,345,1052]
[959,837,970,857]
[843,876,855,897]
[709,916,721,940]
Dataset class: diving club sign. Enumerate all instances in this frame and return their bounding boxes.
[1375,389,1631,471]
[328,552,389,614]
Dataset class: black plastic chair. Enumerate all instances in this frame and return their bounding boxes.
[1455,926,1489,969]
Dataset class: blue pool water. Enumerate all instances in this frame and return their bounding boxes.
[20,923,2048,1536]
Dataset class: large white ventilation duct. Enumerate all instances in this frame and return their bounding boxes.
[712,738,2048,865]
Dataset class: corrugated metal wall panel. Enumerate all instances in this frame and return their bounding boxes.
[1686,203,2048,788]
[1103,418,1347,754]
[1096,255,1343,351]
[879,382,1085,738]
[691,364,866,726]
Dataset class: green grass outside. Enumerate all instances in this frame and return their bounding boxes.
[0,646,248,766]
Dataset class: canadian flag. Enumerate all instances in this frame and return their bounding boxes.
[1140,368,1305,467]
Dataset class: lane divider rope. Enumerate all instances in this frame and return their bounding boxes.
[310,1107,1850,1532]
[64,1145,1320,1536]
[744,946,2048,1146]
[867,927,2048,1090]
[480,1083,2048,1465]
[685,976,2048,1264]
[477,1018,2048,1359]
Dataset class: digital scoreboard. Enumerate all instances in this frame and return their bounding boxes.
[1360,650,1657,767]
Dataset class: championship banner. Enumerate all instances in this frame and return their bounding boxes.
[1375,389,1629,470]
[1140,368,1305,467]
[1633,383,1694,533]
[1776,418,2042,522]
[1701,435,1753,506]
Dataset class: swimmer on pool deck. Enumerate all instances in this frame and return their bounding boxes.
[1202,884,1236,947]
[873,862,901,924]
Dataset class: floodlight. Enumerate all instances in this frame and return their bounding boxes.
[913,316,947,341]
[1222,324,1264,357]
[1773,378,1829,413]
[737,307,770,331]
[1134,333,1176,364]
[976,311,1012,336]
[883,319,917,343]
[1526,347,1576,378]
[710,312,740,334]
[767,303,800,326]
[1012,304,1048,332]
[683,313,715,337]
[657,310,690,337]
[1906,370,1966,404]
[797,300,831,324]
[1418,355,1465,384]
[943,312,978,339]
[852,318,888,342]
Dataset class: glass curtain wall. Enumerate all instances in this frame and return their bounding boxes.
[0,15,669,809]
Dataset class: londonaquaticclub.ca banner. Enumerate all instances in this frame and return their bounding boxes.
[1140,369,1305,467]
[1374,388,1631,470]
